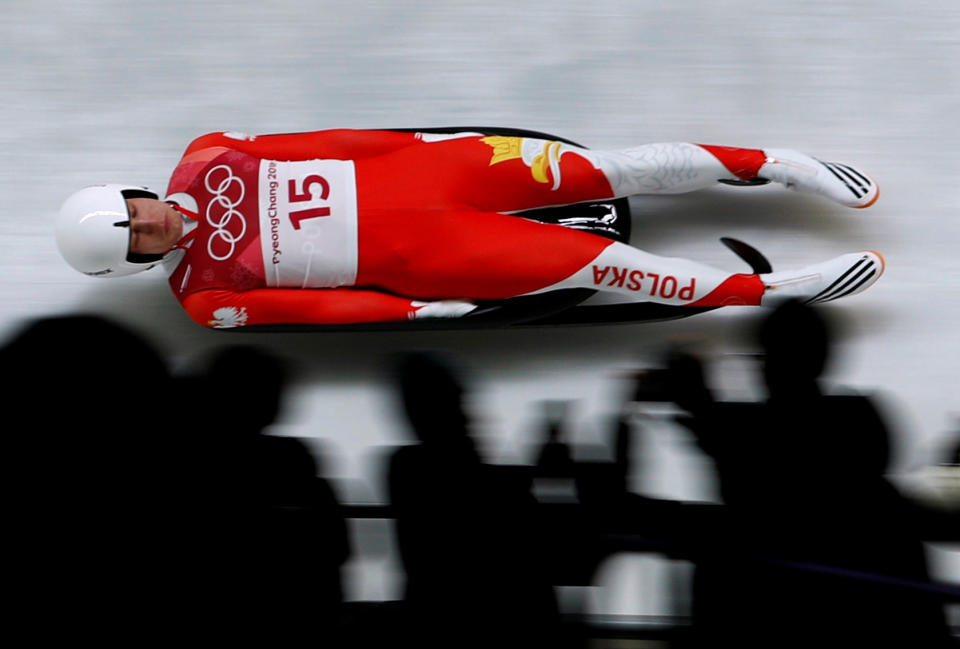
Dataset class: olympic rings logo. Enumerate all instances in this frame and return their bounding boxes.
[204,164,247,261]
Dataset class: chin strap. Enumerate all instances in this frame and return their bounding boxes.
[168,202,199,253]
[168,201,198,220]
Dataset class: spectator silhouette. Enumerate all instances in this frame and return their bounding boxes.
[915,422,960,540]
[945,426,960,512]
[2,314,181,643]
[525,400,608,644]
[386,351,560,648]
[183,345,349,644]
[533,400,576,480]
[935,423,960,511]
[668,300,952,648]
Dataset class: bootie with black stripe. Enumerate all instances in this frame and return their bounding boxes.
[760,251,885,305]
[758,149,879,208]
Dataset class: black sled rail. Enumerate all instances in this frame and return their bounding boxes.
[228,300,717,333]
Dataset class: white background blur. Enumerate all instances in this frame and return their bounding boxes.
[1,0,957,614]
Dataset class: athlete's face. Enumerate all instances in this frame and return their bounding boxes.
[126,198,183,255]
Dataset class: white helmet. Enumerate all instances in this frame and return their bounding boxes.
[56,184,163,277]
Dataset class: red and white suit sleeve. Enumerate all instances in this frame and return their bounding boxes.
[180,129,421,162]
[182,287,433,328]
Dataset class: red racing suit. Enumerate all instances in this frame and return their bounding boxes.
[163,129,765,328]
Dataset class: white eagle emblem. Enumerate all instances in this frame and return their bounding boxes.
[208,306,249,328]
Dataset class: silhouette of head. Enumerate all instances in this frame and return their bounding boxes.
[758,299,832,398]
[394,351,468,442]
[205,345,287,433]
[2,314,172,467]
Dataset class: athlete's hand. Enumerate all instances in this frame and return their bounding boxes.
[411,299,477,319]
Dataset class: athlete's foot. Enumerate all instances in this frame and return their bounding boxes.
[758,149,879,208]
[760,250,884,306]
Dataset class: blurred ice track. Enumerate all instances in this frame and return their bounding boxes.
[1,0,957,611]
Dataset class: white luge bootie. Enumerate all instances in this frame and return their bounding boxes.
[759,148,879,208]
[760,251,885,305]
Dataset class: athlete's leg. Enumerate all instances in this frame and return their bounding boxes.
[356,207,883,307]
[526,239,884,307]
[356,207,747,304]
[504,139,878,208]
[358,136,876,213]
[355,135,614,211]
[578,143,763,196]
[357,136,740,211]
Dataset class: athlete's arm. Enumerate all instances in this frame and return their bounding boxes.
[182,287,474,328]
[182,129,422,162]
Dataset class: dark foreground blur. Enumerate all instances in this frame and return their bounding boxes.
[3,301,958,647]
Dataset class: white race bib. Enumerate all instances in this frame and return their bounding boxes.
[258,158,358,288]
